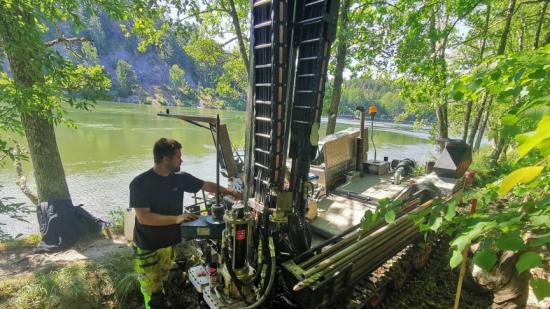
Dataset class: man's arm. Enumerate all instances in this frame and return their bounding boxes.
[202,181,241,200]
[135,208,197,226]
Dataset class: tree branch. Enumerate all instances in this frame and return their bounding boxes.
[45,36,91,48]
[223,37,238,46]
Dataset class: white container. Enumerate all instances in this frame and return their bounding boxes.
[123,208,136,242]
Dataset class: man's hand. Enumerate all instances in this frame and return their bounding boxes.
[176,213,198,224]
[202,181,242,201]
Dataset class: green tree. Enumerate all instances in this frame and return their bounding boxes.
[0,0,181,203]
[326,0,353,135]
[169,64,194,103]
[379,91,404,119]
[441,45,550,307]
[115,60,137,98]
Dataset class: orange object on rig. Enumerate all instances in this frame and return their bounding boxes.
[368,105,377,115]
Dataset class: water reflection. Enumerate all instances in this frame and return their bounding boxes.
[0,102,435,236]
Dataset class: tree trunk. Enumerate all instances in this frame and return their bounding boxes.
[0,4,71,202]
[467,3,491,146]
[437,101,449,151]
[498,0,517,55]
[468,94,488,146]
[20,113,71,201]
[472,250,531,308]
[462,100,473,142]
[474,97,492,152]
[533,0,549,49]
[490,0,516,163]
[325,0,351,136]
[227,0,250,78]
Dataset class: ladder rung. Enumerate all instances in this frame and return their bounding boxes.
[301,38,321,44]
[255,133,271,138]
[254,21,272,29]
[255,148,271,154]
[256,83,272,87]
[294,105,312,109]
[255,100,271,105]
[255,64,272,69]
[296,90,314,93]
[298,16,323,25]
[253,0,272,7]
[253,177,270,185]
[297,74,316,78]
[255,162,270,170]
[255,43,271,50]
[305,0,325,7]
[293,120,309,124]
[255,117,271,122]
[298,56,319,61]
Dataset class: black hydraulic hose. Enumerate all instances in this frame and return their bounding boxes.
[223,247,251,305]
[242,235,276,309]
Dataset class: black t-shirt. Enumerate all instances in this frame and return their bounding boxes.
[129,169,203,250]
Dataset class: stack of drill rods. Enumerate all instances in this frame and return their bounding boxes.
[293,200,433,291]
[299,224,420,291]
[293,220,416,291]
[348,225,418,284]
[300,198,421,269]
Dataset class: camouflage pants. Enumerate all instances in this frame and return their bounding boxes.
[132,244,175,308]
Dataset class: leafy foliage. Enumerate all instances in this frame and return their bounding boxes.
[115,60,137,98]
[419,45,550,301]
[362,197,402,230]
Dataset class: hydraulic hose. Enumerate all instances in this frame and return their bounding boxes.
[243,235,276,309]
[223,247,251,305]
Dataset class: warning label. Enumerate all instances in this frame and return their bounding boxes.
[236,229,246,241]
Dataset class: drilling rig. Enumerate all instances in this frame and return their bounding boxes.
[169,0,473,308]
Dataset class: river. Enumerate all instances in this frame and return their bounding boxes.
[0,102,437,237]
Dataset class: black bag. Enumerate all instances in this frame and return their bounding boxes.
[34,199,104,253]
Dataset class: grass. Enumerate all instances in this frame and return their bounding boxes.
[106,207,126,236]
[0,234,41,253]
[0,249,141,309]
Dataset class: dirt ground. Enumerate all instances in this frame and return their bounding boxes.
[380,239,549,309]
[0,235,130,278]
[1,235,548,308]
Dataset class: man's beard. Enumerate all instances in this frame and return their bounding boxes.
[171,165,181,172]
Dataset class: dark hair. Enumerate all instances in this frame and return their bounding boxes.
[153,138,182,163]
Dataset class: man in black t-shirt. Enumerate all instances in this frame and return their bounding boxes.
[130,138,240,308]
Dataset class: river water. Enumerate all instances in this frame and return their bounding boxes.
[0,102,438,237]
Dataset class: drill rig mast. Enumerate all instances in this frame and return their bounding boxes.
[185,0,341,308]
[244,0,340,255]
[182,2,472,308]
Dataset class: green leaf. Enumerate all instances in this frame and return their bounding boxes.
[473,249,497,272]
[530,215,550,228]
[384,209,396,224]
[445,201,456,221]
[516,115,550,158]
[430,216,443,232]
[450,249,463,268]
[499,166,544,197]
[529,233,550,247]
[362,210,374,230]
[531,279,550,301]
[515,252,542,274]
[496,234,525,251]
[528,69,546,79]
[453,92,464,101]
